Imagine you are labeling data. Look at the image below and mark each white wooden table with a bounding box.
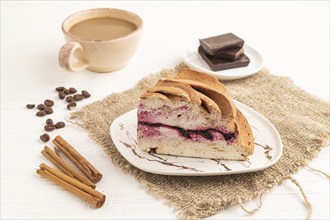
[1,1,329,219]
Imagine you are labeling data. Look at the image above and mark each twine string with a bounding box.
[305,165,330,179]
[238,193,263,215]
[287,176,312,220]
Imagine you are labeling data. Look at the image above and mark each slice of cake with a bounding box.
[137,68,254,160]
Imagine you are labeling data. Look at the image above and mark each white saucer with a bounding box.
[182,44,264,81]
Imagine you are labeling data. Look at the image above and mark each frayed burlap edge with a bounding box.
[70,63,330,219]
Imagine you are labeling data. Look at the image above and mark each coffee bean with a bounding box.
[55,121,65,129]
[69,87,77,94]
[63,88,70,95]
[81,90,91,98]
[59,91,66,99]
[65,96,75,103]
[44,99,54,107]
[46,118,53,125]
[44,107,53,114]
[26,104,35,109]
[36,110,46,117]
[56,86,65,92]
[67,102,77,110]
[37,104,46,110]
[40,133,50,142]
[44,124,55,131]
[73,94,84,101]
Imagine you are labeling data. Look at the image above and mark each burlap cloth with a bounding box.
[71,64,330,219]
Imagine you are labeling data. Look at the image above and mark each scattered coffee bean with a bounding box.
[65,96,75,103]
[36,110,47,117]
[44,107,53,114]
[37,104,46,110]
[40,133,50,142]
[63,88,70,95]
[69,87,77,94]
[46,118,53,125]
[55,121,65,129]
[26,104,35,109]
[67,102,77,110]
[44,124,55,131]
[59,91,66,99]
[56,86,65,92]
[44,99,54,107]
[73,94,84,101]
[81,90,91,98]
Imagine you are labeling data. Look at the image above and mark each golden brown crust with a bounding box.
[140,92,170,101]
[235,109,254,155]
[156,80,202,105]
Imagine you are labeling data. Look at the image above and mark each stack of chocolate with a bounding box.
[198,33,250,71]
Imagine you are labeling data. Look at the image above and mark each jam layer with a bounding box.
[138,121,236,142]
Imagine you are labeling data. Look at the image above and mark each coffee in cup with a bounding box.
[59,8,143,73]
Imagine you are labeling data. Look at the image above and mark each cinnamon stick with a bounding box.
[36,163,105,208]
[41,146,96,189]
[53,135,102,183]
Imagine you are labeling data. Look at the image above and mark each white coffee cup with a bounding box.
[59,8,143,73]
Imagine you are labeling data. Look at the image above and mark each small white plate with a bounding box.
[182,44,264,81]
[110,101,283,176]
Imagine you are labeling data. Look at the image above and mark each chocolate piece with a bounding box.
[199,33,244,55]
[199,46,244,61]
[198,46,250,71]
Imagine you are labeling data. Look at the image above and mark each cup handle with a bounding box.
[58,42,88,72]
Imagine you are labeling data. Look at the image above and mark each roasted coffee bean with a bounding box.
[44,107,53,114]
[63,88,70,95]
[37,104,46,110]
[56,86,65,92]
[69,87,77,94]
[55,121,65,129]
[73,94,84,101]
[65,96,75,103]
[81,90,91,98]
[40,133,50,142]
[44,124,55,131]
[59,91,66,99]
[44,99,54,107]
[36,110,46,117]
[46,118,53,125]
[26,104,35,109]
[67,102,77,110]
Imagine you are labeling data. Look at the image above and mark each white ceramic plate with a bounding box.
[110,101,282,176]
[182,44,264,81]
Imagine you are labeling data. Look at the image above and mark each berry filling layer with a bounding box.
[138,121,237,143]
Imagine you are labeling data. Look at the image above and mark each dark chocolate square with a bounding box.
[203,46,244,61]
[198,46,250,71]
[199,33,244,55]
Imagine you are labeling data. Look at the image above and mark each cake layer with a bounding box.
[138,99,231,131]
[137,123,244,160]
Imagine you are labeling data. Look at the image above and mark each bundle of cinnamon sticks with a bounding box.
[36,135,105,208]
